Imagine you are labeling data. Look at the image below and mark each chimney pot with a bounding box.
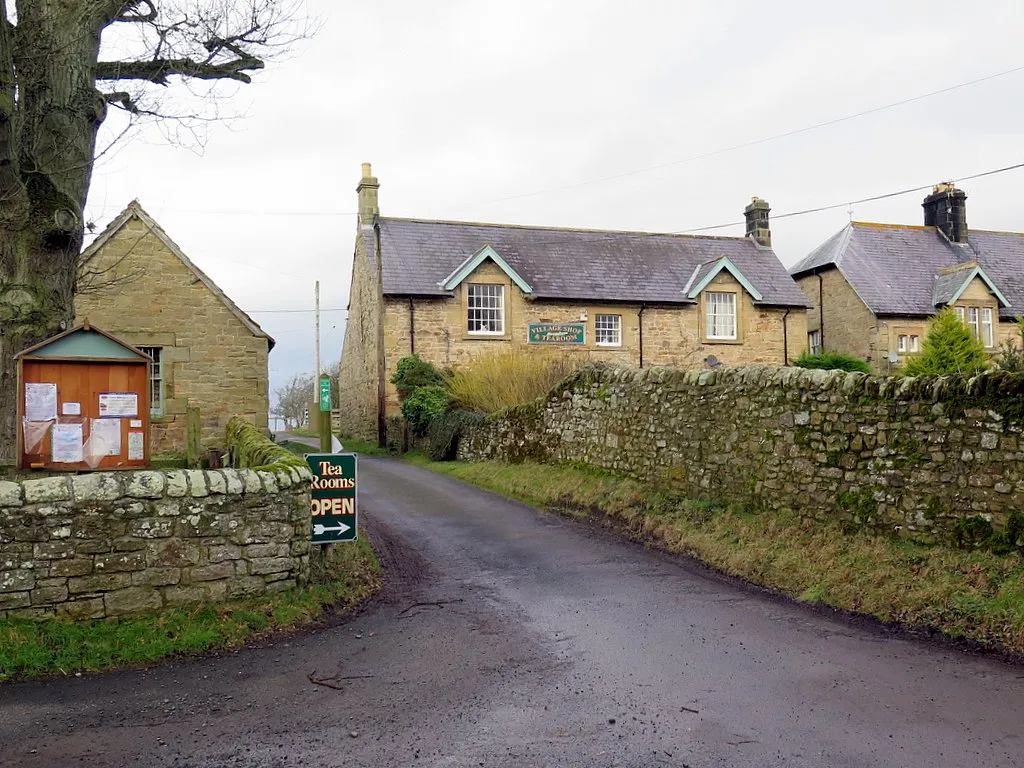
[744,196,771,248]
[361,162,372,179]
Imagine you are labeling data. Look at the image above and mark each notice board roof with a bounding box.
[16,323,150,362]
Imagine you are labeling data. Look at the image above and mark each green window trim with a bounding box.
[442,244,533,294]
[686,256,763,302]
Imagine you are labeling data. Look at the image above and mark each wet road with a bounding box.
[1,457,1022,767]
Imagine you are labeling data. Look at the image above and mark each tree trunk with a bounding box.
[0,1,105,464]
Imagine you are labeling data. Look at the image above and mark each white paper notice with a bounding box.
[52,423,84,463]
[128,432,145,461]
[89,419,121,457]
[98,392,138,418]
[129,419,143,428]
[62,402,81,416]
[25,383,58,421]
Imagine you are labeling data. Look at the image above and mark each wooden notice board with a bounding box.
[16,324,151,471]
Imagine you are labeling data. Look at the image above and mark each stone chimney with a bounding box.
[922,182,968,243]
[357,162,380,224]
[744,196,771,247]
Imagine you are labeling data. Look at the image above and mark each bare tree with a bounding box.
[275,373,313,429]
[0,1,309,464]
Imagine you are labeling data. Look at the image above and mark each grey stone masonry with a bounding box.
[458,365,1024,543]
[0,466,311,620]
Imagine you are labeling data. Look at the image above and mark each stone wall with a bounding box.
[458,365,1024,542]
[0,421,311,619]
[75,210,271,454]
[336,225,382,442]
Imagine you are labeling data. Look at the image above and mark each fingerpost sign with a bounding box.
[318,375,331,412]
[306,453,357,543]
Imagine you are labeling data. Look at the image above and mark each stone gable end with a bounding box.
[74,216,269,455]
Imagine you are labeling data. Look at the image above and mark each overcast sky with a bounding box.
[85,0,1024,403]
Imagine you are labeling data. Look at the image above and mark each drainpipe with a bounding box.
[817,272,825,350]
[782,308,790,365]
[408,298,415,355]
[638,305,645,368]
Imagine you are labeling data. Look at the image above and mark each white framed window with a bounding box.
[897,335,908,353]
[909,335,920,353]
[955,306,965,322]
[809,330,822,355]
[138,346,164,416]
[467,284,504,335]
[705,291,737,340]
[981,307,994,347]
[967,307,980,340]
[595,314,622,346]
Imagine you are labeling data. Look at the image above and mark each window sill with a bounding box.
[595,342,622,348]
[703,337,742,345]
[463,333,509,341]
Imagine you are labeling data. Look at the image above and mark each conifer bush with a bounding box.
[903,308,989,377]
[793,351,871,374]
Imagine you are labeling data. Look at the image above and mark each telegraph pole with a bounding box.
[314,280,321,389]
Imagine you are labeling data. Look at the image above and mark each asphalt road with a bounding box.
[2,457,1022,767]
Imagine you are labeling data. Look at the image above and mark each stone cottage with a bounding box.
[74,201,274,454]
[790,184,1023,373]
[338,164,809,441]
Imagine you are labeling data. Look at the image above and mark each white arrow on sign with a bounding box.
[313,522,351,536]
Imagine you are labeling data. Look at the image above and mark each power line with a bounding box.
[442,63,1024,212]
[249,308,347,314]
[456,159,1024,248]
[679,161,1024,234]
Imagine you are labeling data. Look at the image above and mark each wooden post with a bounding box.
[186,405,201,469]
[319,373,332,453]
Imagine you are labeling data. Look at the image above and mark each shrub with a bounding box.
[445,348,583,412]
[424,411,487,461]
[995,318,1024,372]
[401,385,450,436]
[793,351,871,374]
[904,308,989,377]
[390,354,444,401]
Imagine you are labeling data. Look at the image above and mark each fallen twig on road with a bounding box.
[308,672,346,690]
[397,598,465,617]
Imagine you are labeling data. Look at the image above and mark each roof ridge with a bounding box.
[81,201,275,349]
[851,221,931,231]
[380,216,751,243]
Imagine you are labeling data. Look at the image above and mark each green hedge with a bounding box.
[794,351,871,374]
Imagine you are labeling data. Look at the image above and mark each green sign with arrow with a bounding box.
[319,375,331,412]
[306,453,357,544]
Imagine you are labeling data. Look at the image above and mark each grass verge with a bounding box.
[0,538,381,682]
[335,435,394,456]
[405,452,1024,655]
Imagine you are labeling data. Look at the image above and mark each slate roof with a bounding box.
[789,222,1024,319]
[931,264,975,307]
[371,217,808,307]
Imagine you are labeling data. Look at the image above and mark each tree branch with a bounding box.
[113,1,157,23]
[96,55,264,85]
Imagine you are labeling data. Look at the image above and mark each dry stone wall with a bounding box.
[0,449,312,620]
[458,365,1024,541]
